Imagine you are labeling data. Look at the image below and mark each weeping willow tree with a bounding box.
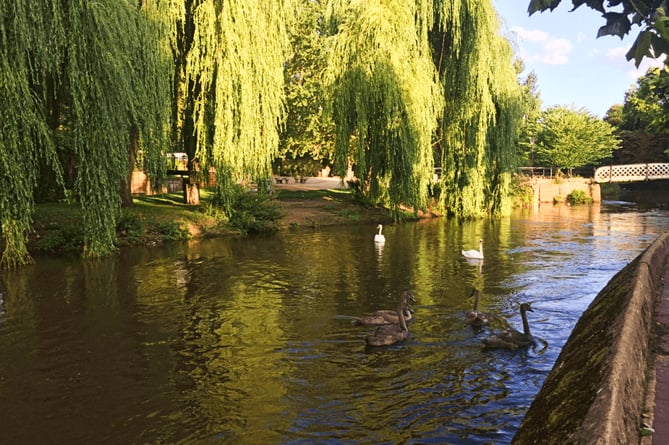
[431,0,522,218]
[69,1,171,257]
[0,0,171,267]
[0,2,58,268]
[175,0,292,208]
[324,0,443,217]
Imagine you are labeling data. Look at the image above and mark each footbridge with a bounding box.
[594,162,669,183]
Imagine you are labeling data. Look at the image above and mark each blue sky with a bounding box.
[492,1,665,118]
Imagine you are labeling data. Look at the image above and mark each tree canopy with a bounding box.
[432,0,523,218]
[0,0,529,267]
[324,0,443,216]
[621,66,669,133]
[517,65,543,167]
[534,105,620,174]
[179,0,292,205]
[280,0,334,165]
[612,66,669,163]
[0,0,171,267]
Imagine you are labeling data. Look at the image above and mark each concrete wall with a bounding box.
[513,232,669,444]
[526,177,601,203]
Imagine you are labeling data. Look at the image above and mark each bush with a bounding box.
[228,190,281,234]
[566,189,593,205]
[117,213,145,244]
[510,179,534,207]
[157,221,192,241]
[33,226,84,253]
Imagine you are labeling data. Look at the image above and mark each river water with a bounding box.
[1,201,668,444]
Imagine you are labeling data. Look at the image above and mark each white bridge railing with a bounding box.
[594,163,669,183]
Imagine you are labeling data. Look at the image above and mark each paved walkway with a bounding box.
[273,176,348,192]
[652,264,669,443]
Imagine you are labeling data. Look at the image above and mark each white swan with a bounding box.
[462,239,483,259]
[374,224,385,244]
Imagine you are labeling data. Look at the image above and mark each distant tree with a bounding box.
[517,64,543,167]
[280,0,334,167]
[527,0,669,67]
[603,104,623,128]
[534,106,620,175]
[616,67,669,162]
[622,67,669,133]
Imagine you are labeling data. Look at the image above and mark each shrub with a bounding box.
[33,226,84,253]
[566,189,593,205]
[228,191,281,234]
[510,179,534,207]
[117,213,145,243]
[157,221,192,241]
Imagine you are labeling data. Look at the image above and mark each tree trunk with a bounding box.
[121,127,138,207]
[184,174,200,205]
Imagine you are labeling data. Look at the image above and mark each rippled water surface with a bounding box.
[1,202,669,444]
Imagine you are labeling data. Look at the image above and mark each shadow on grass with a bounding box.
[134,193,189,206]
[274,188,352,201]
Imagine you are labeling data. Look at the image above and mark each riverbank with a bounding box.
[26,178,402,256]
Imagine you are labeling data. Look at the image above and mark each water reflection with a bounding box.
[0,202,668,444]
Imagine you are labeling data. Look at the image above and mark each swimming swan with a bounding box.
[365,298,410,347]
[374,224,386,244]
[353,290,416,326]
[464,288,489,327]
[462,239,484,260]
[481,302,534,349]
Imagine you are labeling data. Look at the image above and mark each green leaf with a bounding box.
[626,30,653,67]
[528,0,562,15]
[596,12,631,39]
[571,1,605,13]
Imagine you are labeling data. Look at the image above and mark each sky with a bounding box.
[492,1,666,118]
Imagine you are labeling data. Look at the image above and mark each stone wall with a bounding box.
[526,177,601,203]
[513,232,669,444]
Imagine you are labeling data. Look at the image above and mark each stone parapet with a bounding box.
[513,232,669,444]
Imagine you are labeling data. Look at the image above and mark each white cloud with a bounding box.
[510,26,571,65]
[606,46,628,59]
[606,46,666,80]
[511,26,549,43]
[539,38,571,64]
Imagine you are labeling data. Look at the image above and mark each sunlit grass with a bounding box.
[274,188,353,200]
[30,189,224,253]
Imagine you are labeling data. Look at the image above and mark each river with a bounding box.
[1,201,668,444]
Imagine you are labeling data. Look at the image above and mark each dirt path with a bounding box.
[272,177,392,228]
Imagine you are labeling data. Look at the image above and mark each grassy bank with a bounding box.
[29,190,226,255]
[27,187,396,257]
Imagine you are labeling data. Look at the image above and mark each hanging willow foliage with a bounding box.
[0,1,63,267]
[324,0,443,217]
[0,0,171,267]
[65,0,171,258]
[184,0,292,204]
[432,0,522,218]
